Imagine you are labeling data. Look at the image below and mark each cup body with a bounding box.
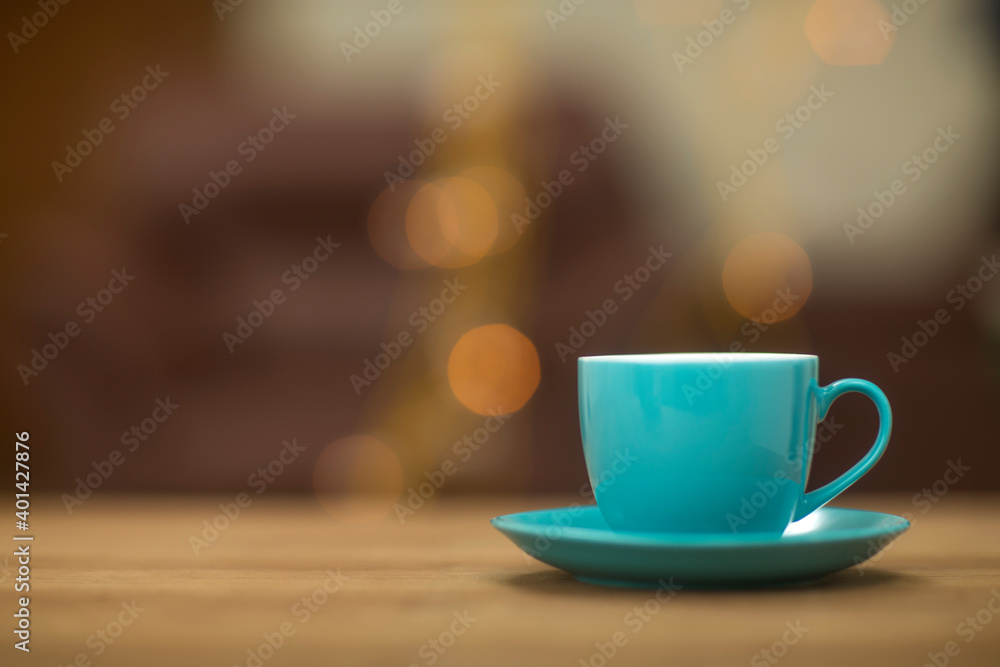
[579,353,818,534]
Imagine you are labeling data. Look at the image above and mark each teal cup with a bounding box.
[578,353,891,534]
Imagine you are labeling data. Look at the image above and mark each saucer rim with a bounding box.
[490,505,910,548]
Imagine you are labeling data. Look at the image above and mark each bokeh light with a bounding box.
[722,233,813,323]
[313,435,404,524]
[406,177,499,268]
[457,166,527,256]
[805,0,894,66]
[439,177,499,258]
[447,324,540,415]
[368,181,431,270]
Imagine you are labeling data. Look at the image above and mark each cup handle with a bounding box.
[792,378,892,522]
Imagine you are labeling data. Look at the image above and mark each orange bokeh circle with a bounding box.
[406,177,498,268]
[447,324,540,415]
[722,232,813,323]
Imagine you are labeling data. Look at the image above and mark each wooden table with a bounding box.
[7,494,1000,666]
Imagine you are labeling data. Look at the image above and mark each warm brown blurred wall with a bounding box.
[1,0,999,503]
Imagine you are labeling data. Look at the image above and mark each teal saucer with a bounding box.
[490,505,909,588]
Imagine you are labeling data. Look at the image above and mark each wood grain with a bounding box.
[3,493,999,666]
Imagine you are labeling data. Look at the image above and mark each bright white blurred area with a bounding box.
[228,0,1000,297]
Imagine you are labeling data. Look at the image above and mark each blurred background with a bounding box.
[2,0,999,522]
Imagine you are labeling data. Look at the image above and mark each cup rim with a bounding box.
[578,352,817,364]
